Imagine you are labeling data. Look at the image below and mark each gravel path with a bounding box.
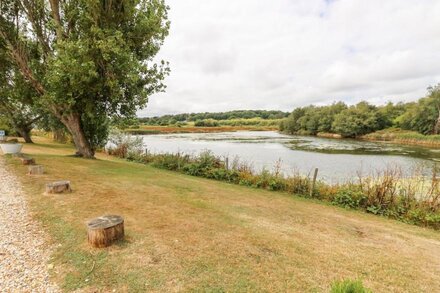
[0,157,60,292]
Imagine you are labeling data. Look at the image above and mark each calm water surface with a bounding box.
[140,131,439,182]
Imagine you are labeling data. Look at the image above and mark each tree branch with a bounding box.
[18,0,52,55]
[48,0,65,39]
[26,115,43,126]
[0,35,45,95]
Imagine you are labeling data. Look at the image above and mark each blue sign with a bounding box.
[0,130,4,136]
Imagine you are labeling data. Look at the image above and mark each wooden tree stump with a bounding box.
[20,157,35,165]
[46,180,71,193]
[28,165,44,175]
[87,215,125,248]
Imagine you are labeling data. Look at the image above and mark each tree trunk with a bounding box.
[16,127,34,143]
[46,180,71,193]
[52,128,68,143]
[60,113,95,158]
[434,108,440,135]
[87,215,125,248]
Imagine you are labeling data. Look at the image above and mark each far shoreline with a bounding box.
[125,125,440,149]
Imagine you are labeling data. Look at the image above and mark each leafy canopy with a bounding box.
[0,0,170,155]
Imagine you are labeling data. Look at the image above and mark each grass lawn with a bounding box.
[5,137,440,292]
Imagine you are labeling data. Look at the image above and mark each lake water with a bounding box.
[140,131,439,182]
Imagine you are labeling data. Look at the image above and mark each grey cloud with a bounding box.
[139,0,440,117]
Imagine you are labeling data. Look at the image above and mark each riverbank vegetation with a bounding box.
[362,128,440,147]
[281,84,440,142]
[7,137,440,292]
[126,110,286,133]
[107,132,440,230]
[138,110,288,126]
[124,124,278,135]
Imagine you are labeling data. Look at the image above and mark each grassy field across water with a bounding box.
[5,137,440,292]
[124,125,278,135]
[362,128,440,147]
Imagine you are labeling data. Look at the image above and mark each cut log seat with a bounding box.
[28,165,44,175]
[46,180,71,194]
[87,215,125,248]
[20,157,35,165]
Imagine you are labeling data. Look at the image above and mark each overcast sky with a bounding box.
[139,0,440,117]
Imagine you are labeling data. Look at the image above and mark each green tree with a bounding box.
[395,85,440,134]
[378,101,407,128]
[0,38,41,143]
[282,107,307,134]
[0,0,169,157]
[332,102,385,137]
[0,97,41,143]
[281,102,347,135]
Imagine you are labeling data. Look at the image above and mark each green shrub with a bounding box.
[330,279,372,293]
[254,169,272,189]
[182,163,208,176]
[407,209,440,229]
[194,119,220,127]
[425,212,440,229]
[332,189,367,209]
[206,168,240,183]
[286,175,310,195]
[107,128,144,158]
[152,154,189,171]
[0,120,13,136]
[268,177,286,191]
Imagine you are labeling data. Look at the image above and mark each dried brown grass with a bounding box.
[5,136,440,292]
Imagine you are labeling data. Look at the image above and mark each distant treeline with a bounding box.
[281,84,440,138]
[139,110,289,125]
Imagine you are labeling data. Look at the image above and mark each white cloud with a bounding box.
[140,0,440,116]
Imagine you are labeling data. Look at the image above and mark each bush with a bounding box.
[153,154,184,171]
[285,174,311,195]
[182,163,207,176]
[206,168,240,183]
[268,177,286,191]
[0,120,13,136]
[254,169,272,189]
[106,128,143,158]
[407,209,440,229]
[194,119,220,127]
[330,279,372,293]
[332,189,367,209]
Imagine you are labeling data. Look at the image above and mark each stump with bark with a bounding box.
[20,157,35,165]
[28,165,44,175]
[87,215,125,248]
[46,180,71,193]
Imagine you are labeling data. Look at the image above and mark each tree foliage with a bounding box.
[282,86,440,138]
[332,102,387,138]
[139,110,289,125]
[0,36,41,142]
[0,0,170,157]
[397,85,440,135]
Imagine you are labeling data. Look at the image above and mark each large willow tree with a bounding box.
[0,0,169,157]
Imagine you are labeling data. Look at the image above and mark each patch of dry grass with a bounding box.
[5,136,440,292]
